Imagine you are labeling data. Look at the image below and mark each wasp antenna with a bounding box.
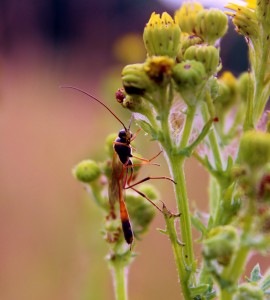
[128,113,134,130]
[61,85,127,130]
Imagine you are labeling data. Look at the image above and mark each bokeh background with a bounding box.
[0,0,256,300]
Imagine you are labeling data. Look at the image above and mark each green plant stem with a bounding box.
[169,156,195,275]
[201,102,225,227]
[179,105,196,149]
[157,97,196,297]
[209,175,220,219]
[172,105,196,272]
[219,200,254,299]
[163,207,190,299]
[243,72,255,131]
[110,260,128,300]
[253,35,269,124]
[220,289,233,300]
[201,103,223,171]
[165,106,196,288]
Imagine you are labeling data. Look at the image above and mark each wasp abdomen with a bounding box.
[122,219,133,244]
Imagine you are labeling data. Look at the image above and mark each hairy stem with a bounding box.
[110,260,128,300]
[163,207,190,299]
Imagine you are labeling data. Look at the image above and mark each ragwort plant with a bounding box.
[73,1,270,299]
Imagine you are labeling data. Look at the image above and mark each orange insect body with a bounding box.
[62,86,175,245]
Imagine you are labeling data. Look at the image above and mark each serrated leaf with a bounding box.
[226,155,234,172]
[208,215,214,229]
[261,273,270,292]
[250,264,262,282]
[191,215,207,236]
[190,284,210,298]
[157,228,168,235]
[136,119,158,141]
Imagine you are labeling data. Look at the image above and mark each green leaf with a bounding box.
[190,284,210,298]
[177,118,214,157]
[250,264,262,282]
[226,155,234,172]
[135,119,159,140]
[260,273,270,292]
[191,214,208,238]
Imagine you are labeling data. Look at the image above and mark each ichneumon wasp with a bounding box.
[62,86,175,245]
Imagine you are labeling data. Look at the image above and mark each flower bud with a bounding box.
[194,9,228,45]
[125,184,159,237]
[233,283,264,300]
[144,56,174,85]
[122,63,154,96]
[203,225,238,265]
[115,88,126,103]
[209,77,219,100]
[105,133,117,158]
[121,95,153,120]
[238,72,250,103]
[184,45,220,77]
[238,131,270,170]
[73,160,101,183]
[215,72,237,111]
[174,2,204,34]
[179,33,203,58]
[172,60,206,105]
[143,12,181,59]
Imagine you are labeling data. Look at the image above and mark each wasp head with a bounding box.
[118,129,133,143]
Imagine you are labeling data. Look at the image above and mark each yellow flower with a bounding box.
[174,2,204,34]
[247,0,256,9]
[225,1,259,38]
[226,0,270,27]
[143,12,181,58]
[227,0,256,11]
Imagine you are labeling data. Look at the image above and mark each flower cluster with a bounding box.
[73,1,270,299]
[113,1,270,299]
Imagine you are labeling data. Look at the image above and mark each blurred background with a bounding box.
[0,0,253,300]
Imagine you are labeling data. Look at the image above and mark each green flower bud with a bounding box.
[174,2,204,34]
[121,95,143,111]
[238,131,270,170]
[203,225,238,265]
[215,72,238,111]
[105,133,117,158]
[184,45,220,76]
[233,283,264,300]
[238,72,250,103]
[179,33,203,59]
[172,60,206,105]
[209,77,219,101]
[143,12,181,59]
[144,56,175,85]
[125,183,159,237]
[194,9,228,45]
[73,160,101,183]
[122,63,154,96]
